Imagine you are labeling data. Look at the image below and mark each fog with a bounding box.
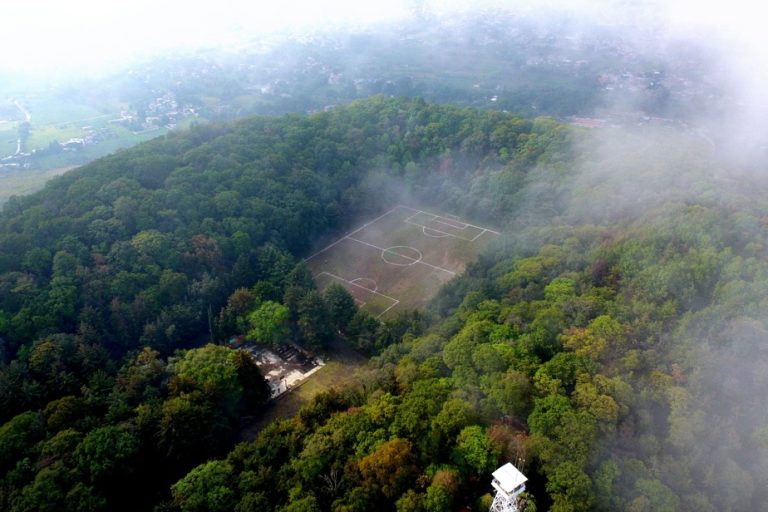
[6,1,768,509]
[5,0,762,74]
[1,0,411,76]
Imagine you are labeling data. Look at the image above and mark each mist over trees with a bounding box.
[1,4,768,508]
[1,90,767,510]
[0,97,570,510]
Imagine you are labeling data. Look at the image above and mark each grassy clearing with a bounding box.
[30,126,168,170]
[2,119,203,204]
[26,98,103,126]
[0,166,76,203]
[0,129,16,150]
[27,125,83,149]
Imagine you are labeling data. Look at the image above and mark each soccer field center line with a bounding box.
[304,206,405,262]
[346,236,457,276]
[396,204,501,235]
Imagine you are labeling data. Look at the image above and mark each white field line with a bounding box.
[304,206,404,262]
[404,218,478,241]
[316,271,399,302]
[347,236,456,275]
[316,271,399,319]
[377,300,401,318]
[346,237,420,262]
[396,204,501,235]
[431,217,469,230]
[403,211,478,240]
[422,226,450,238]
[470,229,489,242]
[350,277,379,292]
[403,211,435,224]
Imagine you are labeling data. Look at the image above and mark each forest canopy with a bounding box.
[1,96,767,511]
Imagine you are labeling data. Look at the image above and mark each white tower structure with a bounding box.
[490,462,528,512]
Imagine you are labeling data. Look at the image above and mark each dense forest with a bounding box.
[2,97,768,511]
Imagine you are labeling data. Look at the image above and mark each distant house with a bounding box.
[62,138,85,150]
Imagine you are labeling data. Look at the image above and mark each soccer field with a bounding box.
[305,205,500,318]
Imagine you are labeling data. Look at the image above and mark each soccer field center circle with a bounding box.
[381,245,423,266]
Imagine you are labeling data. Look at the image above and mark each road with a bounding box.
[12,99,30,156]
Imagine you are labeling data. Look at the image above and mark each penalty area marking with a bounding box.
[432,217,469,230]
[398,204,501,235]
[405,217,486,242]
[315,271,400,319]
[422,226,449,238]
[402,209,496,242]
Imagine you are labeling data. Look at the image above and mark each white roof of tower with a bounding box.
[492,463,527,493]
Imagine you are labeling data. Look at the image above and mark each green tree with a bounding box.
[74,426,139,483]
[346,310,380,353]
[297,290,333,349]
[545,461,594,512]
[396,490,424,512]
[157,392,229,463]
[285,263,317,291]
[233,350,271,407]
[171,460,237,512]
[170,344,243,411]
[281,495,321,512]
[0,411,45,471]
[452,425,500,476]
[424,485,452,512]
[323,283,357,334]
[246,301,291,347]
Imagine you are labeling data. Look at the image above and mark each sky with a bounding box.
[1,0,766,76]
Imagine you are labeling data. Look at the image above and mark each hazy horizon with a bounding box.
[3,0,765,77]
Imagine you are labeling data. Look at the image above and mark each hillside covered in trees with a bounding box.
[2,97,768,511]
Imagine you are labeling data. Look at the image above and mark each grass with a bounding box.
[24,98,103,126]
[1,117,206,205]
[0,128,169,205]
[27,124,83,149]
[0,166,75,203]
